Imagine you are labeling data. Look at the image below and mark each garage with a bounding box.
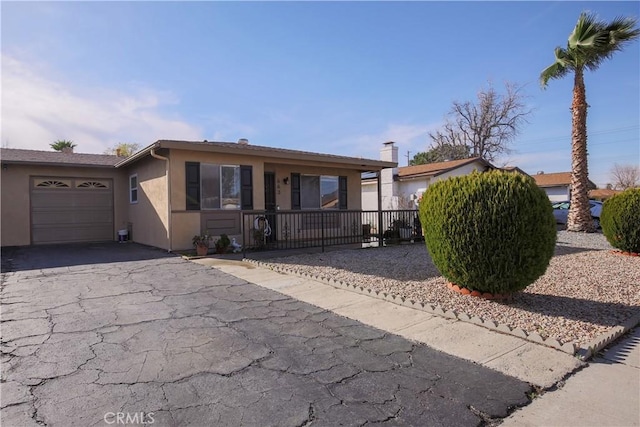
[31,177,114,244]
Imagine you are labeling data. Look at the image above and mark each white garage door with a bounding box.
[31,177,114,244]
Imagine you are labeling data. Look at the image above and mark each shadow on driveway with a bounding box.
[1,242,174,272]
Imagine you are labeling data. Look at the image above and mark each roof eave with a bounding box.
[117,140,396,171]
[537,183,570,188]
[114,142,158,168]
[397,157,492,179]
[2,160,118,168]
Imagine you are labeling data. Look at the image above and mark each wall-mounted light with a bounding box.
[283,177,289,185]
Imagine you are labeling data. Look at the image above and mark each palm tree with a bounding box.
[540,12,639,232]
[50,140,77,152]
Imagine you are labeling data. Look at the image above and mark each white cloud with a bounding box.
[333,122,442,162]
[1,55,203,153]
[202,114,257,143]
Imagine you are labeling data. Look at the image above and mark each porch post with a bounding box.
[377,171,383,248]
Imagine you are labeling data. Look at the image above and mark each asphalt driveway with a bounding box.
[1,243,531,426]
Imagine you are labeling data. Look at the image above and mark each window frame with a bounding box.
[200,163,242,210]
[129,174,138,204]
[299,174,340,210]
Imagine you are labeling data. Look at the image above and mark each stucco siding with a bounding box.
[545,186,570,202]
[125,156,169,250]
[169,150,364,212]
[170,149,266,211]
[396,179,429,208]
[362,159,491,213]
[262,163,362,211]
[171,212,201,250]
[361,181,378,211]
[165,149,366,249]
[0,164,127,247]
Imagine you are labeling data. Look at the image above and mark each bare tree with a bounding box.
[396,193,417,210]
[410,144,470,165]
[429,82,531,161]
[610,163,640,190]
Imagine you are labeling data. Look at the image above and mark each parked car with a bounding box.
[552,200,603,229]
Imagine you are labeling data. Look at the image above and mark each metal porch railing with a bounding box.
[242,210,422,252]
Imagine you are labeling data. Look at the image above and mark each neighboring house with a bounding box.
[362,142,496,211]
[500,166,530,176]
[532,171,596,202]
[1,140,395,250]
[588,188,622,201]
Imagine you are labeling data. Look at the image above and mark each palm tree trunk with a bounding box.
[567,68,594,232]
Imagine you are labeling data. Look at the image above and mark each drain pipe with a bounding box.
[150,148,172,252]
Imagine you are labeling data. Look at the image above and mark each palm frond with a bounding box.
[569,12,600,49]
[605,16,640,42]
[567,12,640,72]
[539,47,572,88]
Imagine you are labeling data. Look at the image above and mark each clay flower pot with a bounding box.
[195,244,209,256]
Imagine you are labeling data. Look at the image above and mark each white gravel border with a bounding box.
[246,232,640,358]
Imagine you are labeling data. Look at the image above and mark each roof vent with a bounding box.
[238,138,249,145]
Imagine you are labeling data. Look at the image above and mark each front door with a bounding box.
[264,172,277,244]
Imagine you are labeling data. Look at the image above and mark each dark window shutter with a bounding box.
[339,176,348,210]
[185,162,200,210]
[291,173,301,210]
[240,165,253,210]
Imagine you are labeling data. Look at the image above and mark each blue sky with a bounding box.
[2,1,638,187]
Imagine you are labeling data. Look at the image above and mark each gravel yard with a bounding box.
[256,231,640,347]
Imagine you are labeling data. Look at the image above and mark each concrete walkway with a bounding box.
[196,258,640,426]
[503,328,640,427]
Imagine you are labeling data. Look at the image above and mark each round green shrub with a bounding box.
[600,188,640,253]
[418,170,557,294]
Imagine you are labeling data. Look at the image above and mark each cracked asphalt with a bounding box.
[1,243,532,426]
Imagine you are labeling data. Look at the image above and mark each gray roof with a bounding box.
[1,148,120,168]
[116,140,397,171]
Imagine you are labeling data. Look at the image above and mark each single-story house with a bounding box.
[531,171,596,202]
[588,188,622,201]
[1,140,395,250]
[361,142,496,211]
[500,166,529,176]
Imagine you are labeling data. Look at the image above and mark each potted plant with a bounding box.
[192,233,211,256]
[383,228,401,245]
[214,234,231,254]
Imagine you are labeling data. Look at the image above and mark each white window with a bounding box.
[201,164,241,209]
[129,174,138,204]
[301,175,339,209]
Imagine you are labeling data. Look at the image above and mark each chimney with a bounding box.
[238,138,249,145]
[380,141,398,210]
[61,147,74,154]
[380,141,398,163]
[116,148,122,157]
